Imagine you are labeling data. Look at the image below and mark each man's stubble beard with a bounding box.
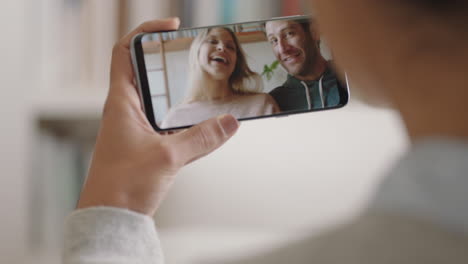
[297,43,319,78]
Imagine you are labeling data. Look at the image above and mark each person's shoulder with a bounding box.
[161,102,199,127]
[164,103,188,118]
[269,85,287,96]
[228,94,278,114]
[211,210,468,264]
[167,101,208,114]
[269,76,299,96]
[309,210,468,263]
[242,93,276,105]
[261,93,278,106]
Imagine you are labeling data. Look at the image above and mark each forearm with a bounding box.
[63,207,164,264]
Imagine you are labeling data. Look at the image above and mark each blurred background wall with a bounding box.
[0,0,408,263]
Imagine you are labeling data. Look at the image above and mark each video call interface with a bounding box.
[141,17,344,129]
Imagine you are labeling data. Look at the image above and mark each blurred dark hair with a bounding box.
[403,0,468,15]
[411,0,467,9]
[262,19,312,38]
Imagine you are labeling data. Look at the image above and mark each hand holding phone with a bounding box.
[131,15,349,131]
[77,18,239,216]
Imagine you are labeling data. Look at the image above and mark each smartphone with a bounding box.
[131,15,349,131]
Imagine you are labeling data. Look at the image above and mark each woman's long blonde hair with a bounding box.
[185,27,263,102]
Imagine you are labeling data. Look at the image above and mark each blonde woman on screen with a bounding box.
[161,27,279,129]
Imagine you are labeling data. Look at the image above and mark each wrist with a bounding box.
[76,168,161,216]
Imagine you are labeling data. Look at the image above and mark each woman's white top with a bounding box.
[161,93,279,129]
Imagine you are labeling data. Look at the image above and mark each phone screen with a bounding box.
[133,16,349,130]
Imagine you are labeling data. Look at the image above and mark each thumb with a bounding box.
[170,114,239,165]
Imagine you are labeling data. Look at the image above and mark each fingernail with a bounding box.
[167,17,180,28]
[218,115,239,136]
[165,17,179,22]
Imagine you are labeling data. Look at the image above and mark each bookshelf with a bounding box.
[143,31,267,54]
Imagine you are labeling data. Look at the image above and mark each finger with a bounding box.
[109,18,180,97]
[119,17,181,49]
[169,115,239,165]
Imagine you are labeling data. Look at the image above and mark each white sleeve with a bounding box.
[63,207,164,264]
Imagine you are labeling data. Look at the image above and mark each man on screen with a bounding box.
[265,19,341,112]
